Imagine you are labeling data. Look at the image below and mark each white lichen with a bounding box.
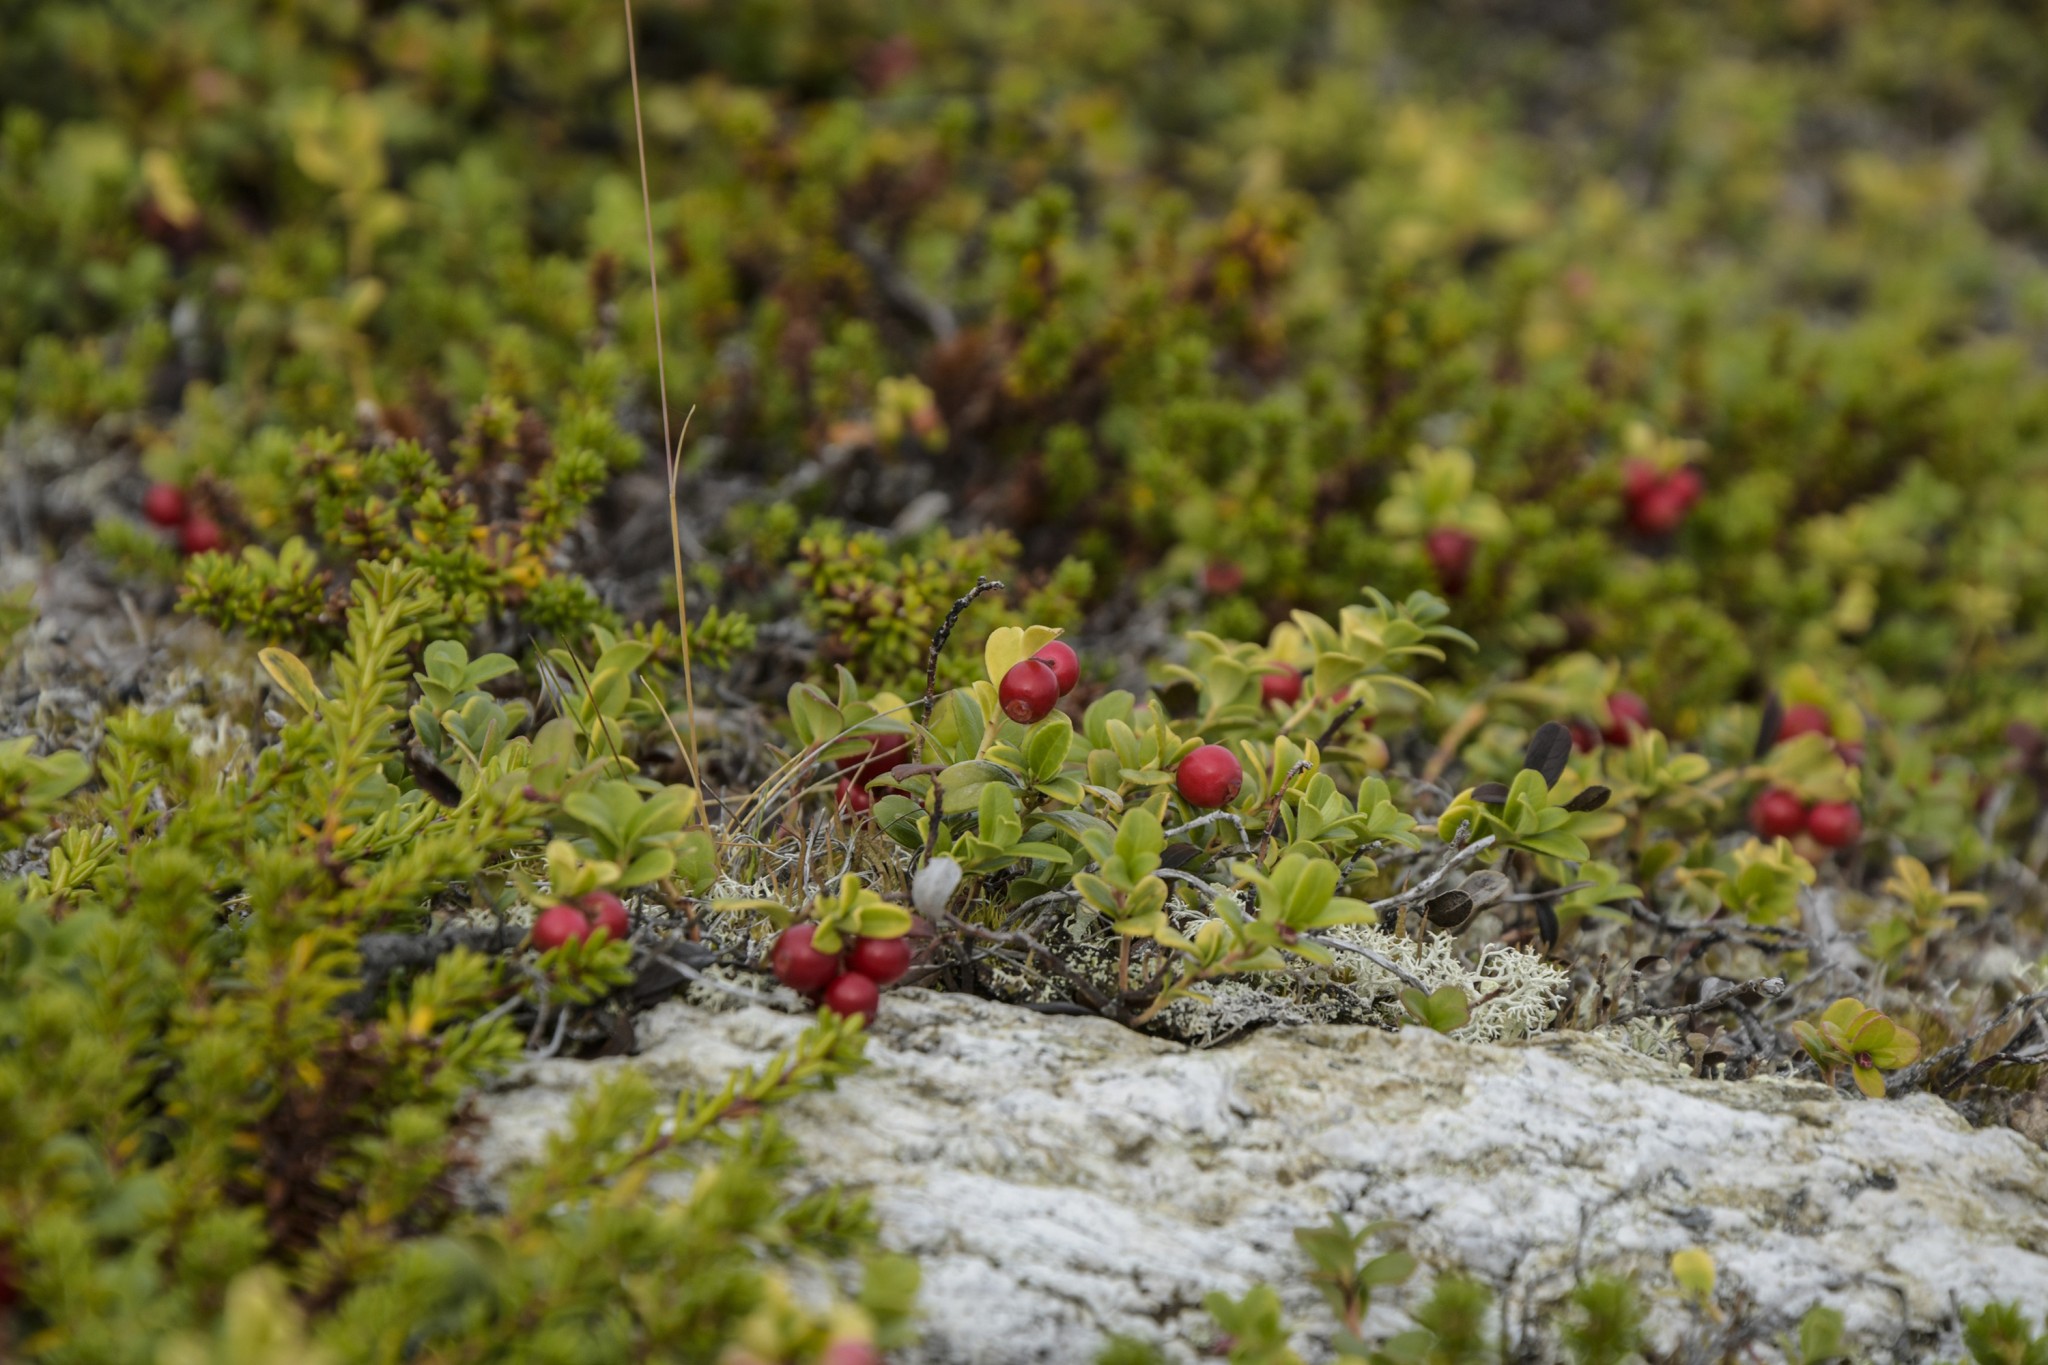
[1321,924,1571,1043]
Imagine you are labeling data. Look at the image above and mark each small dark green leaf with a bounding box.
[403,741,462,807]
[1523,720,1573,788]
[1423,890,1473,931]
[1471,782,1511,804]
[1755,692,1784,759]
[1564,785,1612,813]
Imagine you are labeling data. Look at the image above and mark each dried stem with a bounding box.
[1609,976,1786,1024]
[622,0,704,807]
[920,576,1005,724]
[1889,989,2048,1095]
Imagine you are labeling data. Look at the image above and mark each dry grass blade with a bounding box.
[622,0,704,812]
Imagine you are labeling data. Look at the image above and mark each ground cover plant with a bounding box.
[5,0,2048,1360]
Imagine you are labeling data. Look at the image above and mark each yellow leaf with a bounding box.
[260,646,326,715]
[983,625,1062,688]
[984,626,1026,688]
[1670,1247,1715,1302]
[141,149,199,229]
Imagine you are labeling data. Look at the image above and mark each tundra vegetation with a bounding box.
[4,0,2048,1360]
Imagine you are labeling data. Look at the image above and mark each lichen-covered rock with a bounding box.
[471,991,2048,1363]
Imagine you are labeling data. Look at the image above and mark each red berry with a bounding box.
[579,890,630,941]
[1621,458,1662,502]
[847,935,912,987]
[1601,692,1651,745]
[1176,743,1244,809]
[822,971,881,1023]
[1749,788,1808,840]
[1260,667,1303,707]
[180,515,225,555]
[835,776,874,813]
[837,733,913,785]
[771,924,843,993]
[998,657,1060,724]
[1778,704,1833,743]
[1666,466,1705,509]
[1628,483,1690,536]
[531,904,593,952]
[142,482,189,527]
[1034,640,1081,696]
[1568,719,1601,753]
[1201,560,1245,595]
[1807,802,1862,849]
[820,1341,884,1365]
[1423,528,1477,596]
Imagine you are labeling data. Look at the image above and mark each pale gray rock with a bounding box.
[471,990,2048,1363]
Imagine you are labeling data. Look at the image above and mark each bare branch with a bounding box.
[1609,976,1786,1024]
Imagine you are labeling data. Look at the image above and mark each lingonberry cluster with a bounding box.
[1622,460,1705,536]
[141,481,225,555]
[998,639,1082,723]
[1750,788,1863,848]
[528,889,632,950]
[770,922,912,1022]
[1750,704,1863,849]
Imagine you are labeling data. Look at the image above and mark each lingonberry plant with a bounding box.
[9,0,2048,1359]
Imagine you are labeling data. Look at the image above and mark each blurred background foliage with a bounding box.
[4,0,2048,830]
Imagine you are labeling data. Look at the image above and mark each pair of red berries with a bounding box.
[771,923,911,1022]
[998,639,1081,724]
[1423,527,1479,596]
[1750,789,1862,848]
[529,889,632,951]
[1570,691,1652,752]
[835,732,915,813]
[1622,461,1704,536]
[142,482,225,555]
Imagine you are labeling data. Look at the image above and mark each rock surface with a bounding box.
[472,991,2048,1362]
